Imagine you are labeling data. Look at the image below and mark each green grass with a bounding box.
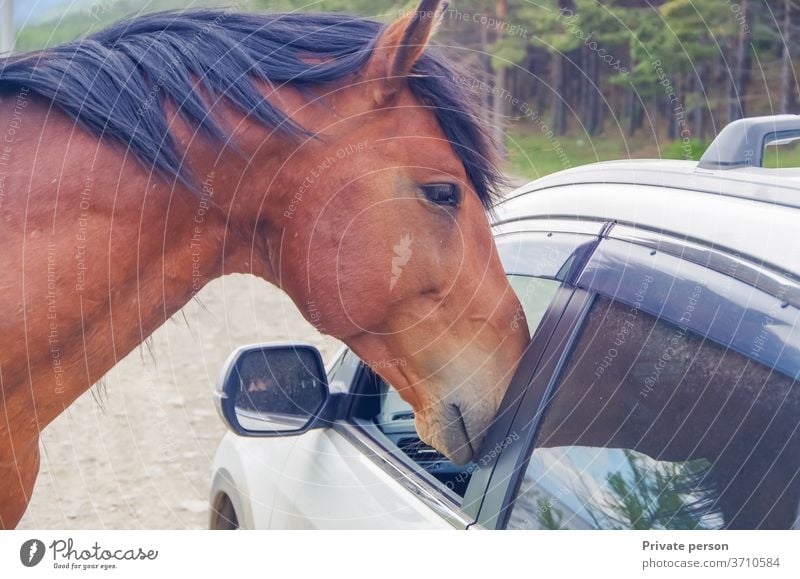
[505,128,800,180]
[763,141,800,169]
[504,129,710,180]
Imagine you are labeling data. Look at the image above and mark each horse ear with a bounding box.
[366,0,447,105]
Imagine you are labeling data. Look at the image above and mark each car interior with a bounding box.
[347,364,476,498]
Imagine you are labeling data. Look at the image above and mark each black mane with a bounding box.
[0,9,502,208]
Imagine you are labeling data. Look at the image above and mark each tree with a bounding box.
[256,0,399,16]
[583,451,721,530]
[509,0,577,135]
[623,0,739,141]
[492,0,510,154]
[778,0,798,113]
[728,0,752,122]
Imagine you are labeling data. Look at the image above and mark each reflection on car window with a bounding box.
[507,275,562,336]
[509,295,800,530]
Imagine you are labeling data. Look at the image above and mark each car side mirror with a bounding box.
[215,343,336,437]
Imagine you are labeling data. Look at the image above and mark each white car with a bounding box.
[209,115,800,530]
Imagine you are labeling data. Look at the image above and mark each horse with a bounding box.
[0,1,530,528]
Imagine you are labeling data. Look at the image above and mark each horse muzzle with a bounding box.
[416,390,503,466]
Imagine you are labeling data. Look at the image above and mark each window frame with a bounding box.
[468,287,594,528]
[475,225,800,529]
[461,221,609,523]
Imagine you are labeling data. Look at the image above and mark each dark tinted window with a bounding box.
[509,295,800,529]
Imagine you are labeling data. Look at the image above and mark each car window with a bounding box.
[496,230,594,281]
[508,275,562,336]
[326,347,347,379]
[508,294,800,530]
[353,228,595,503]
[497,229,595,336]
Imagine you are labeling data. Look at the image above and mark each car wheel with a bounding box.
[210,493,239,530]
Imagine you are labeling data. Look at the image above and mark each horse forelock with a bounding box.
[0,9,503,210]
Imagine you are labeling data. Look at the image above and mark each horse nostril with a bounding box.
[449,402,476,459]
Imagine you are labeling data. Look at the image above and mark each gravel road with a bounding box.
[18,274,341,529]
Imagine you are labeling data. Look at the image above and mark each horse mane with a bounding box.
[0,9,503,208]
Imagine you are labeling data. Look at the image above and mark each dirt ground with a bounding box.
[17,274,341,529]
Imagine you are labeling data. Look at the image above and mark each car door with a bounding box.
[475,226,800,529]
[267,348,468,529]
[268,219,605,529]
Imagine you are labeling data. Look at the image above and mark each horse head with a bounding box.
[247,0,530,464]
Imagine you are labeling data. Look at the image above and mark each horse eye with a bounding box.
[420,183,461,207]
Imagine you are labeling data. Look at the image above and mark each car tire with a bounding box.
[210,492,239,530]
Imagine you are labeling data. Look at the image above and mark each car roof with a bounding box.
[505,159,800,207]
[493,159,800,277]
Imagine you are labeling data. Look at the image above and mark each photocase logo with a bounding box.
[20,539,46,567]
[390,234,412,290]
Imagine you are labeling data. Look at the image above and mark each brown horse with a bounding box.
[0,1,529,527]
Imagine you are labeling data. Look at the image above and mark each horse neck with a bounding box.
[0,104,243,428]
[0,86,303,432]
